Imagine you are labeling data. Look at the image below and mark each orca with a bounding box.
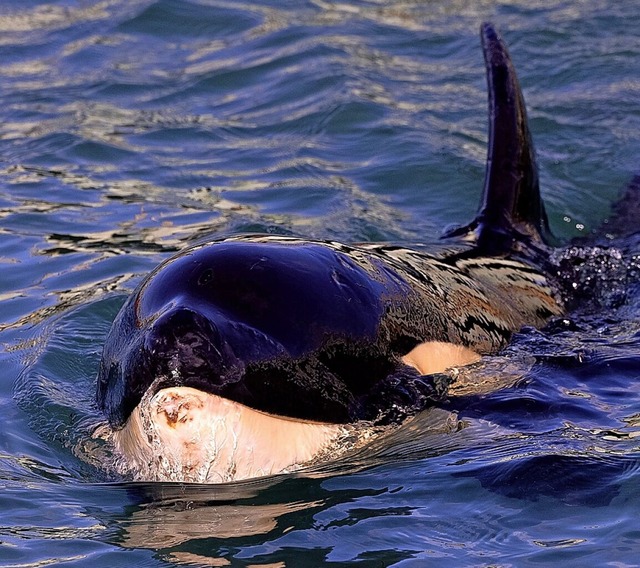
[96,23,617,482]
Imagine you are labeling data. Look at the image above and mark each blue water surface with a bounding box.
[1,1,640,566]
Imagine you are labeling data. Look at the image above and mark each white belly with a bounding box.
[112,386,348,483]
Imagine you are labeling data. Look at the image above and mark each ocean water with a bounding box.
[1,1,640,566]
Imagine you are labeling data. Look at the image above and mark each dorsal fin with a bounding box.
[478,22,551,247]
[444,23,552,254]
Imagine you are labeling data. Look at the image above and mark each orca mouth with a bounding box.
[99,306,464,432]
[98,301,476,435]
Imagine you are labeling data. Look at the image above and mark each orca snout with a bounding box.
[150,306,220,350]
[145,306,236,381]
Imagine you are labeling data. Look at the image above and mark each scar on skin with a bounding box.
[156,391,203,428]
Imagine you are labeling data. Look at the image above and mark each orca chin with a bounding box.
[112,386,352,483]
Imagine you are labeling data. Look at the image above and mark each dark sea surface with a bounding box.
[1,1,640,566]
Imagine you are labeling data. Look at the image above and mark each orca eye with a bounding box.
[198,268,214,286]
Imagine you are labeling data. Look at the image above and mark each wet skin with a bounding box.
[97,23,574,481]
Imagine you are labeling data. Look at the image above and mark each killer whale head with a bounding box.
[97,240,415,429]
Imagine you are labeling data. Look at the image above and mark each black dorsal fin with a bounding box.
[444,23,552,254]
[478,22,551,247]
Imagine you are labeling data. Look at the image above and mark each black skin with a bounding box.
[97,239,449,428]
